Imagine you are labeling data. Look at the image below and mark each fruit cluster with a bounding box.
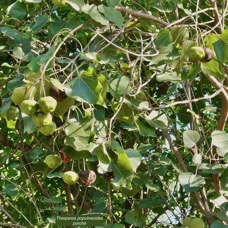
[45,154,97,186]
[21,96,57,135]
[10,83,70,136]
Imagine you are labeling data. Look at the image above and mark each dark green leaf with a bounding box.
[125,208,146,227]
[7,1,26,20]
[32,14,49,33]
[65,75,105,106]
[139,194,166,208]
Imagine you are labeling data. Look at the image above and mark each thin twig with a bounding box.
[115,5,169,27]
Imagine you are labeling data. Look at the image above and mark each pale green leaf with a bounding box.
[212,131,228,149]
[125,149,142,172]
[13,47,25,60]
[98,5,124,28]
[82,4,109,26]
[179,172,205,193]
[109,76,132,97]
[183,130,200,148]
[66,0,84,11]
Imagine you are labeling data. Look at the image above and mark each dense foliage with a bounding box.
[0,0,228,227]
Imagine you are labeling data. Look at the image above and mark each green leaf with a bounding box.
[125,209,146,227]
[13,47,25,60]
[67,0,85,11]
[65,75,105,106]
[125,149,142,172]
[201,60,225,78]
[182,217,205,228]
[107,0,120,6]
[82,4,109,26]
[32,14,49,33]
[65,136,97,152]
[214,39,228,64]
[98,5,124,28]
[139,194,166,208]
[211,220,228,228]
[42,196,63,203]
[111,102,135,124]
[145,110,168,129]
[62,146,91,160]
[0,26,31,53]
[110,141,135,189]
[109,76,131,97]
[212,131,228,149]
[156,71,181,82]
[179,172,205,193]
[65,118,94,138]
[183,130,200,148]
[7,1,26,20]
[3,183,18,197]
[55,97,75,117]
[93,145,111,164]
[135,118,156,137]
[155,28,173,48]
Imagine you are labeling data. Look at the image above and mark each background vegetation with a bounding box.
[0,0,228,227]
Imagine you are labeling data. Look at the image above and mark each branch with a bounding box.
[162,130,188,172]
[204,74,228,131]
[64,183,73,215]
[203,74,227,193]
[115,5,169,27]
[209,0,223,33]
[162,130,215,225]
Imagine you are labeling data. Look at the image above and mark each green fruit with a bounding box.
[11,86,27,106]
[62,171,79,185]
[32,112,52,127]
[44,154,62,169]
[38,121,56,136]
[20,100,38,115]
[38,96,57,113]
[187,46,205,62]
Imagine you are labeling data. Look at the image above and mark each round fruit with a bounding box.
[187,46,205,62]
[11,86,27,106]
[49,86,67,101]
[38,96,57,113]
[62,171,79,185]
[78,170,97,186]
[20,100,38,115]
[44,154,62,169]
[38,121,56,136]
[32,112,52,127]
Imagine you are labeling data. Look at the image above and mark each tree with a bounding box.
[0,0,227,227]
